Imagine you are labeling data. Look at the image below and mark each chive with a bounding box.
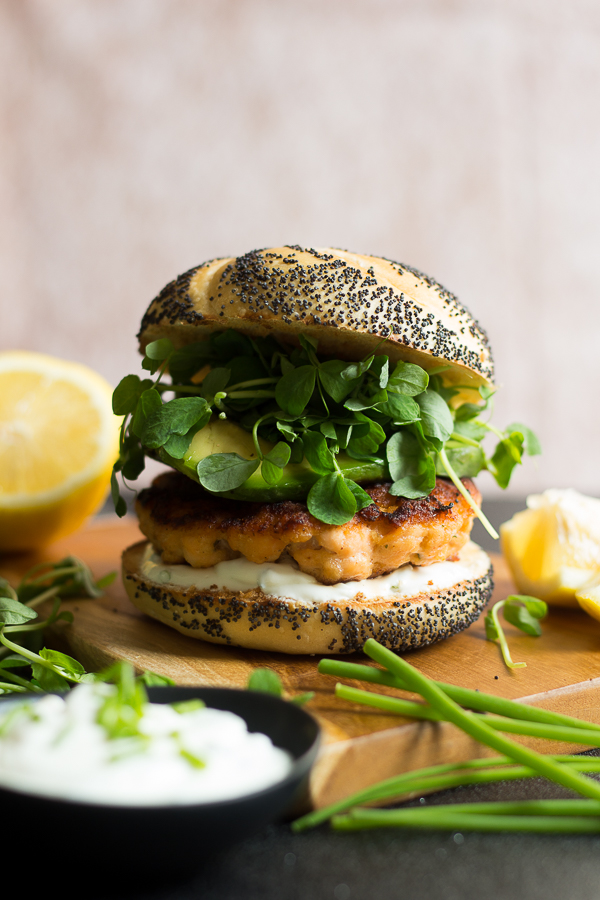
[363,639,600,801]
[335,684,600,747]
[318,659,600,733]
[332,810,600,834]
[291,755,600,833]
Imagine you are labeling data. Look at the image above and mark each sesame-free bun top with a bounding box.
[138,246,494,390]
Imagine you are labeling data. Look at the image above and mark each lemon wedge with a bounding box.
[0,351,120,551]
[500,489,600,606]
[575,573,600,623]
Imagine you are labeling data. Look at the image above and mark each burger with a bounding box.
[113,246,538,654]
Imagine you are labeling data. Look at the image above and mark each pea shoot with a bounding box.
[112,330,540,537]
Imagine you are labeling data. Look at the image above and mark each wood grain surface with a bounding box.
[3,516,600,810]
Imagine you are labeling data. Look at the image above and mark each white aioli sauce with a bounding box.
[0,684,292,806]
[140,545,477,605]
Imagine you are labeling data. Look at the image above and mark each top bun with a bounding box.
[138,246,494,390]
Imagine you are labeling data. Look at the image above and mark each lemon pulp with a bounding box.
[500,489,600,606]
[0,352,120,550]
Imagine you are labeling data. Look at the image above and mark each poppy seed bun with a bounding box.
[138,246,494,391]
[122,539,493,655]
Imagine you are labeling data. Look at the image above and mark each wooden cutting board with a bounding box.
[3,516,600,810]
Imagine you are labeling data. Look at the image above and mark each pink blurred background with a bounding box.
[1,0,599,497]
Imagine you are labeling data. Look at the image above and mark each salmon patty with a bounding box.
[136,472,481,585]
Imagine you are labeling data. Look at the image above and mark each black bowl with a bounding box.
[0,686,320,880]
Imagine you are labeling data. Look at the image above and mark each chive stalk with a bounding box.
[362,640,600,801]
[318,659,600,733]
[332,810,600,834]
[335,684,600,747]
[291,755,600,833]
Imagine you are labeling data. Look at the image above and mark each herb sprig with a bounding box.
[112,330,540,535]
[484,595,548,669]
[0,558,120,694]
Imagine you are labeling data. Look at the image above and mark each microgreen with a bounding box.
[0,557,116,693]
[485,595,548,669]
[111,328,540,532]
[247,668,313,706]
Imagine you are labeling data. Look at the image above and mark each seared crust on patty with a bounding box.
[136,473,481,584]
[122,539,493,655]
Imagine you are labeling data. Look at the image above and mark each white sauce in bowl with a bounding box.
[140,544,481,606]
[0,684,292,806]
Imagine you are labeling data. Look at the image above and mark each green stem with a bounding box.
[438,447,499,539]
[449,432,481,448]
[227,377,279,391]
[226,390,277,399]
[363,639,600,801]
[292,755,600,832]
[335,684,600,746]
[20,566,80,589]
[332,809,600,834]
[318,659,600,733]
[0,632,79,683]
[491,600,525,669]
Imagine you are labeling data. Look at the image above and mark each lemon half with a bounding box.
[500,489,600,606]
[0,351,120,551]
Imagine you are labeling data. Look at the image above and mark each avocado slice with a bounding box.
[156,418,388,501]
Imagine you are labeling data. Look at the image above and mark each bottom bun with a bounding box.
[122,540,493,655]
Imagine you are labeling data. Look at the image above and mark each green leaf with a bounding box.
[341,357,373,381]
[290,692,315,706]
[265,441,292,469]
[453,420,488,442]
[197,453,260,492]
[344,479,374,511]
[111,470,127,518]
[112,375,153,416]
[504,595,548,636]
[376,393,421,424]
[415,390,454,443]
[490,432,524,489]
[301,431,336,475]
[320,421,338,441]
[507,423,542,457]
[142,397,210,449]
[131,388,163,438]
[163,414,210,459]
[200,368,231,404]
[276,366,316,416]
[434,446,486,478]
[247,668,284,696]
[31,664,71,693]
[0,596,37,626]
[511,595,547,619]
[454,402,485,422]
[388,361,429,396]
[141,670,176,686]
[318,360,360,402]
[121,442,146,481]
[39,648,86,676]
[0,655,31,669]
[261,459,283,485]
[387,431,436,498]
[95,572,117,590]
[145,338,174,361]
[370,356,389,389]
[307,474,357,525]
